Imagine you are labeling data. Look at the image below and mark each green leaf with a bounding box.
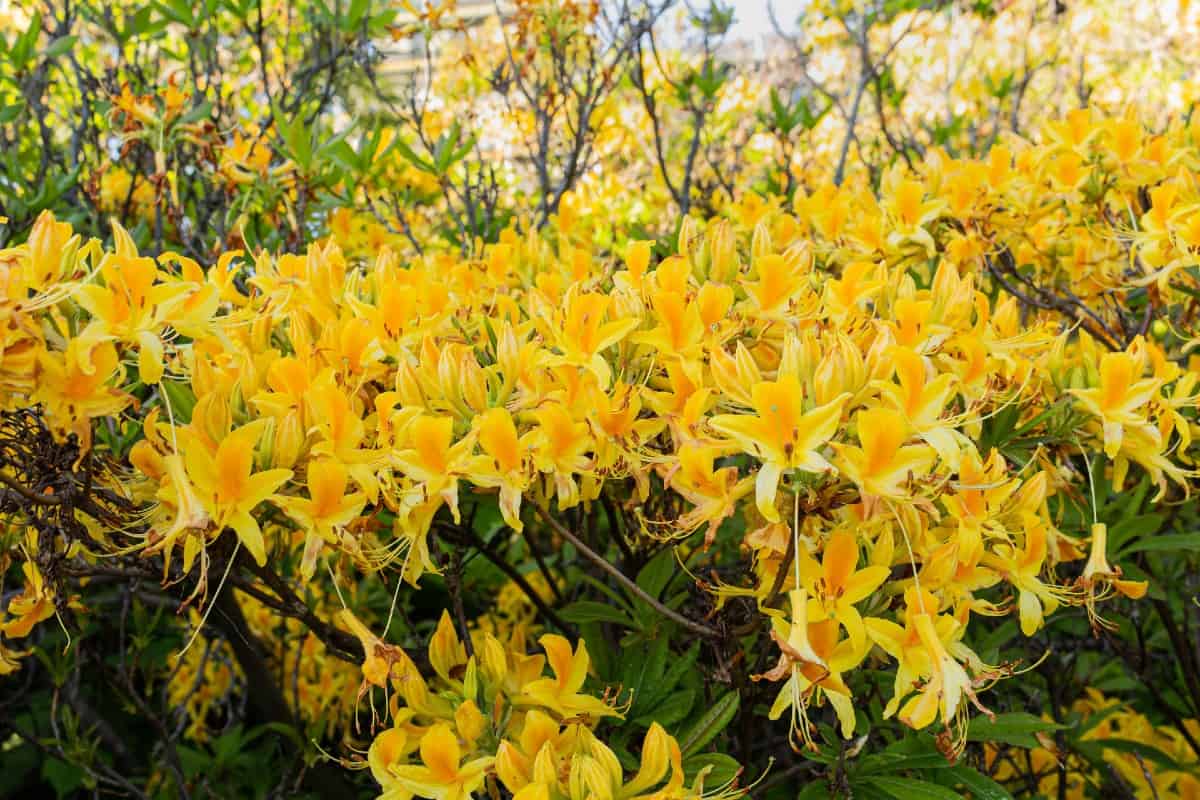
[0,103,22,124]
[1119,533,1200,556]
[390,136,434,173]
[578,621,615,681]
[577,573,636,614]
[945,765,1013,800]
[245,721,304,751]
[981,402,1020,451]
[177,745,212,778]
[1071,702,1125,736]
[635,688,696,728]
[860,775,963,800]
[677,690,739,757]
[636,548,677,600]
[683,753,741,787]
[966,713,1065,748]
[155,0,198,26]
[121,6,160,39]
[161,379,197,423]
[466,495,505,539]
[797,781,833,800]
[176,101,214,127]
[212,724,245,764]
[345,0,370,30]
[430,123,475,174]
[856,749,954,776]
[660,641,701,694]
[10,15,41,69]
[976,620,1018,658]
[272,105,313,172]
[42,758,85,799]
[1108,512,1165,553]
[43,34,77,60]
[0,739,38,796]
[560,601,635,627]
[369,7,399,33]
[1011,403,1062,437]
[622,634,668,714]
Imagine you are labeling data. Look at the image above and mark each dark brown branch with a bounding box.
[239,557,364,663]
[436,521,575,636]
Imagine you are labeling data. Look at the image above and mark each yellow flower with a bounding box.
[801,531,890,653]
[710,377,848,522]
[633,289,705,367]
[823,260,882,319]
[1070,350,1162,458]
[549,291,638,386]
[518,634,619,720]
[619,239,653,290]
[884,177,943,255]
[1,560,56,639]
[659,444,754,546]
[495,709,563,792]
[833,408,936,502]
[368,727,413,792]
[760,590,863,746]
[468,408,532,532]
[34,340,131,447]
[531,402,592,511]
[182,419,293,565]
[393,413,474,522]
[1079,522,1148,629]
[742,252,809,318]
[277,458,365,579]
[306,380,382,502]
[982,514,1074,636]
[389,723,493,800]
[866,588,982,734]
[26,210,78,288]
[74,223,193,385]
[880,346,962,468]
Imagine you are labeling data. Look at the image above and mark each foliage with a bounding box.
[1,1,1200,798]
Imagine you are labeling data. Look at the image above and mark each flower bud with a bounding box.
[707,219,738,284]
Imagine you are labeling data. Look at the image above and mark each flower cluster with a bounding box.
[1,102,1199,796]
[347,611,740,800]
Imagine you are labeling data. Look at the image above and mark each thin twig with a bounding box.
[534,505,720,639]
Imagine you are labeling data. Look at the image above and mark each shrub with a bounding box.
[1,1,1199,798]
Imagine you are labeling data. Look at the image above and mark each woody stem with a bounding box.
[534,504,721,639]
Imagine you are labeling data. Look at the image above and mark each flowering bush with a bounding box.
[2,1,1200,798]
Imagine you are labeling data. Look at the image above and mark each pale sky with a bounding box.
[728,1,773,40]
[725,0,798,42]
